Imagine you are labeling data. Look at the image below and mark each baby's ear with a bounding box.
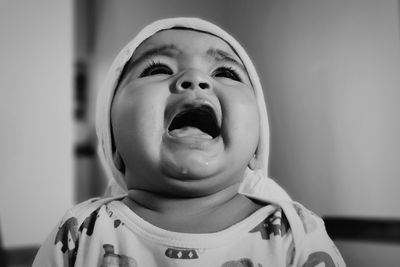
[112,151,126,173]
[248,155,258,170]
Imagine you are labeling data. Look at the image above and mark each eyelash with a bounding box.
[212,66,242,82]
[139,60,173,77]
[139,61,242,82]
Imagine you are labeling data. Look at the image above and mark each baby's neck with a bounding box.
[122,183,262,233]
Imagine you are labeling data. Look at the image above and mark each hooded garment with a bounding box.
[33,17,345,267]
[95,17,291,203]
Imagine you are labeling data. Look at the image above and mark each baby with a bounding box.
[33,18,345,267]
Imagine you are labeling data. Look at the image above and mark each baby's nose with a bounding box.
[175,70,212,92]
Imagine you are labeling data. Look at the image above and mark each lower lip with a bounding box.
[163,132,221,149]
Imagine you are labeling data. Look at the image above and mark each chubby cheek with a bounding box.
[219,88,260,162]
[111,89,166,171]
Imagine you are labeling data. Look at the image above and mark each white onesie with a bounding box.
[33,194,344,267]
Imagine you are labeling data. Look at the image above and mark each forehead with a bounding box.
[131,29,242,63]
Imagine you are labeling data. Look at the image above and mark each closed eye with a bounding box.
[140,61,173,77]
[212,66,242,82]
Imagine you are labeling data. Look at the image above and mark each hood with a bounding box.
[95,17,290,202]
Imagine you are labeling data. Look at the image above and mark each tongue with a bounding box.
[169,127,213,139]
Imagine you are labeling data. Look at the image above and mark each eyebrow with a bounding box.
[206,48,245,70]
[129,44,179,68]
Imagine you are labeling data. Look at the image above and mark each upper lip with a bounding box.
[166,98,221,138]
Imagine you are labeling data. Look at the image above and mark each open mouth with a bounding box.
[168,105,220,139]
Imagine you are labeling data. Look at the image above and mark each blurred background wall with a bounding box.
[0,0,74,251]
[1,0,399,266]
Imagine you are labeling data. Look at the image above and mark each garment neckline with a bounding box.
[108,200,277,248]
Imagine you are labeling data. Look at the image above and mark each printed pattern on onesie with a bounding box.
[52,200,342,267]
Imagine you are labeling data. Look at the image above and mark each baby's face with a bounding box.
[111,29,260,196]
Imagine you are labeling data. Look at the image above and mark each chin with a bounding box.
[161,153,224,180]
[159,160,246,197]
